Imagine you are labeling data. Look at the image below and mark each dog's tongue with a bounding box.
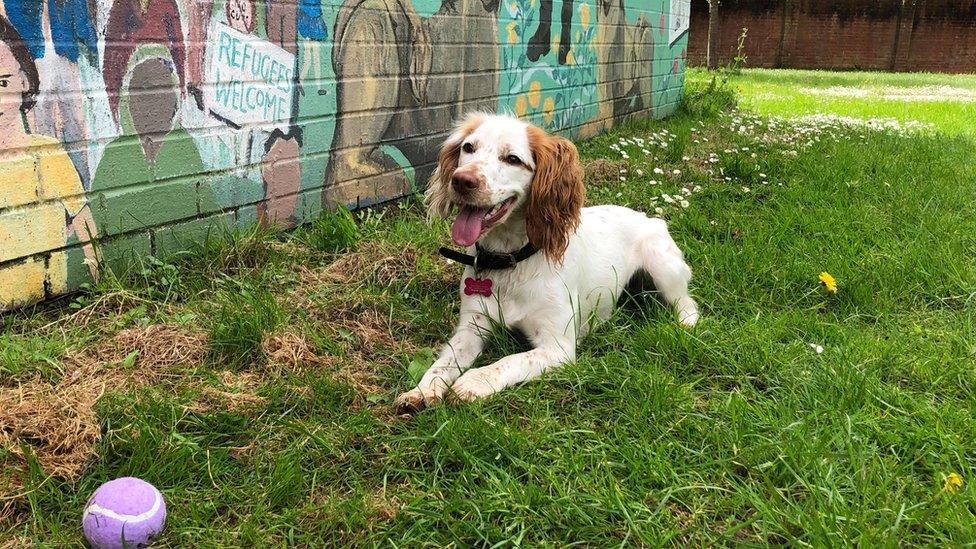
[452,205,489,247]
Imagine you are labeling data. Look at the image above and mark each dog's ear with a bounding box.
[424,135,461,220]
[526,126,585,263]
[425,114,485,219]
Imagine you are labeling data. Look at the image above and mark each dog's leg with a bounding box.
[449,344,570,402]
[395,313,488,413]
[450,325,575,401]
[639,232,699,327]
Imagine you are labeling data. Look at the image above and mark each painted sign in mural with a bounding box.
[0,0,689,311]
[207,22,296,128]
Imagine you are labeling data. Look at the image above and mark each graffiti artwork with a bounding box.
[0,0,689,311]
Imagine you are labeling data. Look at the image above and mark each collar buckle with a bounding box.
[496,253,517,268]
[474,245,517,272]
[440,242,538,272]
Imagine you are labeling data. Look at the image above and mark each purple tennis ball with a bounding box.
[82,477,166,549]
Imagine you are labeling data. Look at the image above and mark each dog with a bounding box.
[394,113,699,413]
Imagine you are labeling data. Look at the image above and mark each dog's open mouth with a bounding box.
[451,197,517,247]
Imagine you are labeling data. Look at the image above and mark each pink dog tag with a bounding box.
[464,277,493,297]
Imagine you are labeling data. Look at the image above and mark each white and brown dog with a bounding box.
[395,113,698,412]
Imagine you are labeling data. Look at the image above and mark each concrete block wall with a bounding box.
[687,0,976,73]
[0,0,690,311]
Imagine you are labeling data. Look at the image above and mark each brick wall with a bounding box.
[0,0,691,311]
[687,0,976,73]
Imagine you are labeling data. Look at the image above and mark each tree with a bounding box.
[707,0,720,70]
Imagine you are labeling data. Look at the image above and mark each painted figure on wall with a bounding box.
[258,128,302,227]
[595,0,654,127]
[5,0,98,186]
[0,15,97,304]
[297,0,328,40]
[90,1,218,235]
[527,0,575,64]
[500,0,601,133]
[103,0,188,128]
[197,0,305,228]
[266,0,299,55]
[264,0,328,73]
[90,51,219,233]
[324,0,500,206]
[226,0,256,32]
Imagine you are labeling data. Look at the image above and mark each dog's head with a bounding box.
[425,113,585,262]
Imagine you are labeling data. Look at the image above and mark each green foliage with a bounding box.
[682,74,738,118]
[406,348,435,385]
[185,224,281,277]
[207,286,284,368]
[686,27,749,116]
[170,224,285,300]
[133,255,187,302]
[728,26,749,75]
[72,225,285,305]
[0,332,65,382]
[299,207,360,254]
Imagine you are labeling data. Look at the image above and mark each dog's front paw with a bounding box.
[449,369,501,402]
[677,297,699,328]
[394,388,442,415]
[679,309,699,328]
[394,389,425,415]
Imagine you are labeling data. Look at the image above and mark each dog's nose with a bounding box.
[452,172,480,193]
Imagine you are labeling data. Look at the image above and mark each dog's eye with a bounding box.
[504,154,522,166]
[461,142,475,154]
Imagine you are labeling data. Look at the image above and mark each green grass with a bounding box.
[297,206,361,254]
[207,287,285,368]
[3,70,976,545]
[691,67,976,137]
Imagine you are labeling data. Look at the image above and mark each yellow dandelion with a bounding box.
[580,4,590,27]
[506,21,518,44]
[527,81,542,108]
[819,272,837,294]
[944,473,963,493]
[543,96,555,124]
[565,49,575,65]
[510,2,518,12]
[515,95,527,117]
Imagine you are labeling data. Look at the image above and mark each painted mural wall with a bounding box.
[0,0,689,311]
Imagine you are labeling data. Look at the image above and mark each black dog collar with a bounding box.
[439,242,538,272]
